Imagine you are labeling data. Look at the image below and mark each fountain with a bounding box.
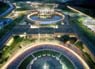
[27,3,64,25]
[43,63,49,69]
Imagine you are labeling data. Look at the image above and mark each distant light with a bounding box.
[26,1,31,4]
[55,26,58,28]
[57,35,61,38]
[61,22,64,25]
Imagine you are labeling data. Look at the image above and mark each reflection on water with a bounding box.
[30,15,62,24]
[31,56,63,69]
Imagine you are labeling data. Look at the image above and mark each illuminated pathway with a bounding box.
[1,42,89,69]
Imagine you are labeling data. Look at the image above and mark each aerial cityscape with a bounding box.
[0,0,95,69]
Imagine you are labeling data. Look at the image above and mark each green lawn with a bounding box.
[0,36,36,66]
[18,55,34,69]
[60,55,75,69]
[0,36,23,64]
[70,16,95,68]
[78,18,95,45]
[75,41,83,50]
[71,16,95,46]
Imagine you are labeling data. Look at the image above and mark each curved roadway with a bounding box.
[1,43,89,69]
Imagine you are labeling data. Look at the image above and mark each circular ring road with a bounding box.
[4,44,89,69]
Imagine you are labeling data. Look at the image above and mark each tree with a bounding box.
[60,35,70,43]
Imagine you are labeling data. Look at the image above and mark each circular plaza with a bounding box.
[5,44,89,69]
[27,3,64,25]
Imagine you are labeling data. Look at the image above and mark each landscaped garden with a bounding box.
[18,55,34,69]
[72,16,95,46]
[70,15,95,68]
[0,36,23,64]
[0,36,35,67]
